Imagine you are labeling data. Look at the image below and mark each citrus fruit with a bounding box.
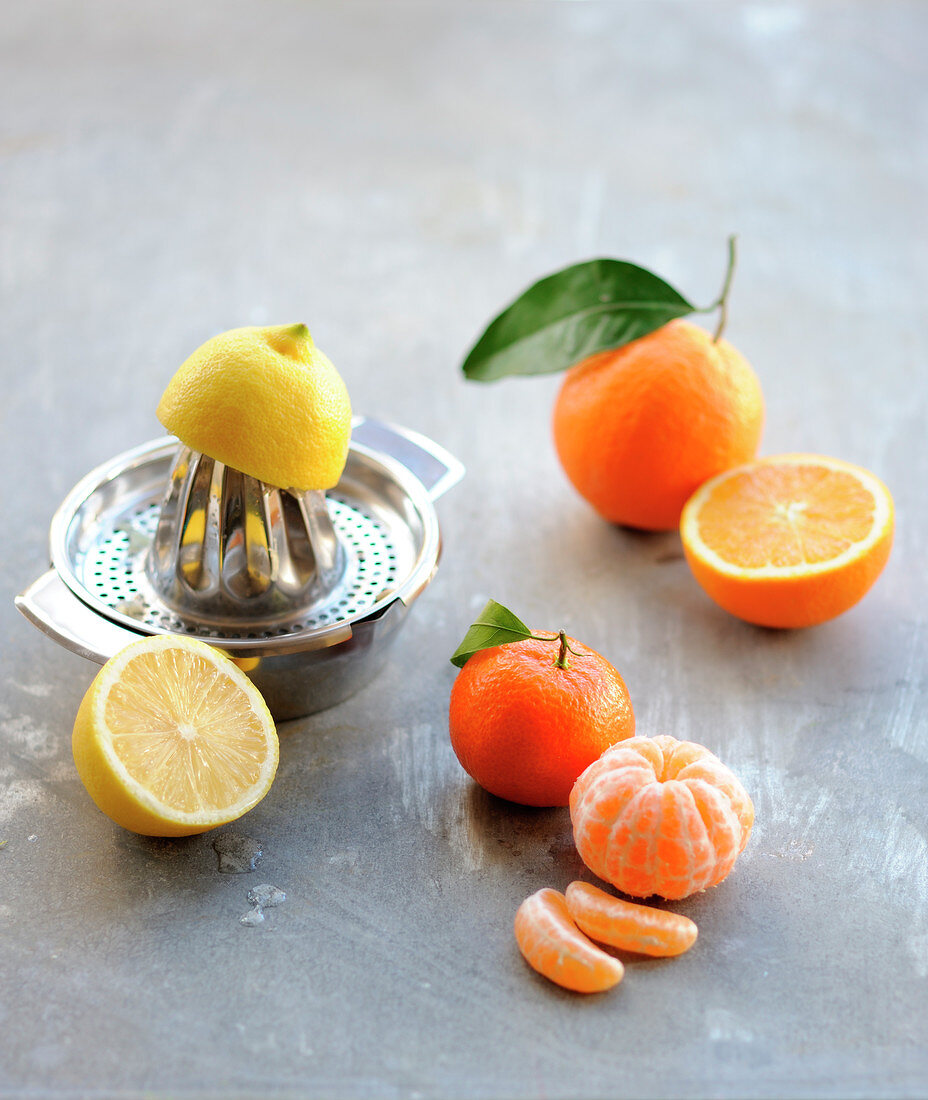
[680,453,894,628]
[564,881,697,957]
[157,323,352,490]
[570,735,753,900]
[514,887,624,993]
[448,632,635,807]
[72,634,279,837]
[552,319,764,530]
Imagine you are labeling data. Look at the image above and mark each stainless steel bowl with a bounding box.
[16,418,463,719]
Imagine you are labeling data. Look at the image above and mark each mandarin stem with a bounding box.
[712,235,738,343]
[555,630,570,670]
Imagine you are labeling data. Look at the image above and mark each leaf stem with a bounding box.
[712,235,738,343]
[529,629,587,669]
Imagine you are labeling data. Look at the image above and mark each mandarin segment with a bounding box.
[680,454,894,628]
[565,882,698,957]
[514,888,624,993]
[677,759,755,850]
[570,735,753,900]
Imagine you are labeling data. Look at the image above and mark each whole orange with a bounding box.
[448,634,634,807]
[552,320,764,531]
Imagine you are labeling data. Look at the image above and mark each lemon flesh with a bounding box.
[72,635,279,837]
[157,323,351,491]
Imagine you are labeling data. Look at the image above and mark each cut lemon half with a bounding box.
[680,454,894,628]
[156,323,351,491]
[72,635,279,836]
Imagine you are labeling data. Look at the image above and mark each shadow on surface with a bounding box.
[456,781,587,881]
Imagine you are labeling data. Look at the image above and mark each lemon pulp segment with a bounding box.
[73,634,279,835]
[103,648,271,814]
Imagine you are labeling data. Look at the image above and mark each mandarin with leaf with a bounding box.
[448,601,634,807]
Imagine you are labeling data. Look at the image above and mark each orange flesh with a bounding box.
[104,650,269,814]
[514,888,624,993]
[696,464,877,569]
[565,882,697,957]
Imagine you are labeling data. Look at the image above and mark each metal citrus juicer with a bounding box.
[16,337,463,719]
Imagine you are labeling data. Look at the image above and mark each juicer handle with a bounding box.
[15,569,135,666]
[350,417,464,501]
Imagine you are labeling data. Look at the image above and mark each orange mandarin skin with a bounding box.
[449,636,634,807]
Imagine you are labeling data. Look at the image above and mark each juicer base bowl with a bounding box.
[16,418,462,720]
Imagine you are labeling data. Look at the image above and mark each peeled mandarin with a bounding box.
[570,735,753,900]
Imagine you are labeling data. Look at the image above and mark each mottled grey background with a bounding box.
[1,2,926,1098]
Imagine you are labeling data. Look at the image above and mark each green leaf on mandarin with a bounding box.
[449,599,535,668]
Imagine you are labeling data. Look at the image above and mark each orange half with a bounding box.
[680,454,894,628]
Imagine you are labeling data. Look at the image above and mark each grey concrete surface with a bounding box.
[2,2,926,1097]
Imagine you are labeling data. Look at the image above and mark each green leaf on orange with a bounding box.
[449,599,535,668]
[460,258,696,382]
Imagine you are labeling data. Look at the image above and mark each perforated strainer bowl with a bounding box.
[16,418,463,719]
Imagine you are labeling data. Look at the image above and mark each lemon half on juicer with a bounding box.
[156,323,352,491]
